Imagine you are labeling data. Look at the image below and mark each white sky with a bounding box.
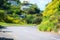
[20,0,52,10]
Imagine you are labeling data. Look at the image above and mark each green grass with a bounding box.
[0,22,36,27]
[0,22,20,26]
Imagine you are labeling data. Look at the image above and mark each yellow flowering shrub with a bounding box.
[13,19,20,24]
[38,0,60,32]
[43,0,59,17]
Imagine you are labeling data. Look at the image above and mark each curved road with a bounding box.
[0,26,60,40]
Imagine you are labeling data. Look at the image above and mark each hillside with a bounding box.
[38,0,60,32]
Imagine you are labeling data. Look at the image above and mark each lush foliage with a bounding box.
[0,0,42,25]
[38,0,60,32]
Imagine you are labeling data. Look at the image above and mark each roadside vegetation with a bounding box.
[38,0,60,32]
[0,0,42,25]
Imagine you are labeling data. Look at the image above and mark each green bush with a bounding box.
[33,17,42,24]
[38,17,58,32]
[25,14,42,24]
[0,10,6,22]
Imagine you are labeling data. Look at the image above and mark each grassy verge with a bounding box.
[0,22,36,27]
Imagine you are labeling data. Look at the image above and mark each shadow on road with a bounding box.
[0,37,14,40]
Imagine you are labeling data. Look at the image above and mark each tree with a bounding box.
[21,1,41,14]
[0,0,21,22]
[0,0,21,10]
[0,0,11,10]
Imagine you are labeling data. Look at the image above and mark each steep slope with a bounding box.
[38,0,60,32]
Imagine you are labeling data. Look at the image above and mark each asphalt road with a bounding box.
[0,26,60,40]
